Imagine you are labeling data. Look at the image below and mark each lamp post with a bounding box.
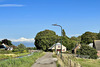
[55,41,56,53]
[52,24,62,59]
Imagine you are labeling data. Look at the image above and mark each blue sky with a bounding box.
[0,0,100,40]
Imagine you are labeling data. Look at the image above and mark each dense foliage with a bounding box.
[35,30,59,51]
[77,45,98,59]
[12,44,28,53]
[70,36,81,43]
[26,47,37,50]
[18,44,26,49]
[1,39,13,46]
[81,32,97,44]
[62,29,66,37]
[62,36,76,50]
[97,32,100,39]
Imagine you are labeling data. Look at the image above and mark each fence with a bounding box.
[57,54,82,67]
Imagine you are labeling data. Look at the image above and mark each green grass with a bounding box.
[16,52,30,56]
[0,49,30,60]
[74,58,100,67]
[0,53,30,60]
[0,52,45,67]
[56,61,60,67]
[0,49,13,54]
[61,54,100,67]
[65,54,100,67]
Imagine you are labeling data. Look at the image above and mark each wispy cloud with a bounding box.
[0,37,35,42]
[11,37,35,42]
[0,4,24,7]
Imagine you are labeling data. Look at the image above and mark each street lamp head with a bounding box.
[52,24,62,28]
[52,24,58,26]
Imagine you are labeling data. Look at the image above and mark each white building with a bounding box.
[89,43,93,47]
[0,43,13,50]
[49,43,66,52]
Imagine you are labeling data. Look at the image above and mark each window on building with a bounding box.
[58,46,60,48]
[63,49,65,51]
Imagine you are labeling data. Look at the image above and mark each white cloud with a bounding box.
[0,4,24,7]
[11,37,35,42]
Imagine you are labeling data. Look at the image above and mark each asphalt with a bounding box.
[31,52,57,67]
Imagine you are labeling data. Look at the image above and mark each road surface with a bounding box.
[31,52,57,67]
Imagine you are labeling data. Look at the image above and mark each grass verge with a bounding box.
[0,52,45,67]
[65,54,100,67]
[73,58,100,67]
[0,53,30,60]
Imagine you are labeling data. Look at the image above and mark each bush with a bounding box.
[0,49,12,54]
[12,48,28,53]
[77,45,98,59]
[12,49,19,52]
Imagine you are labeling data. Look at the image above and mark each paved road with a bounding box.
[31,52,57,67]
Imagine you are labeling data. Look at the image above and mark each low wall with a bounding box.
[57,54,82,67]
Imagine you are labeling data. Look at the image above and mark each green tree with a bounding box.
[0,41,1,45]
[18,44,26,49]
[35,30,58,51]
[62,29,69,38]
[61,36,76,50]
[68,40,77,50]
[81,32,97,44]
[62,29,66,37]
[70,36,81,44]
[70,36,78,41]
[77,45,98,59]
[61,29,75,50]
[1,39,13,46]
[27,47,37,50]
[97,31,100,39]
[77,36,81,43]
[62,36,69,48]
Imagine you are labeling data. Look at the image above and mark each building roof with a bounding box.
[72,44,81,50]
[72,45,78,50]
[93,40,100,50]
[1,43,9,48]
[49,43,65,49]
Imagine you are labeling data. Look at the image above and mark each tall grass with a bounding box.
[0,53,30,60]
[74,58,100,67]
[0,52,45,67]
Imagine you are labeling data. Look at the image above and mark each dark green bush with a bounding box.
[12,48,28,53]
[77,45,98,59]
[12,49,19,52]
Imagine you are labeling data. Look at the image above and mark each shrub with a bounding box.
[12,49,19,52]
[12,48,28,53]
[77,45,98,59]
[0,49,12,54]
